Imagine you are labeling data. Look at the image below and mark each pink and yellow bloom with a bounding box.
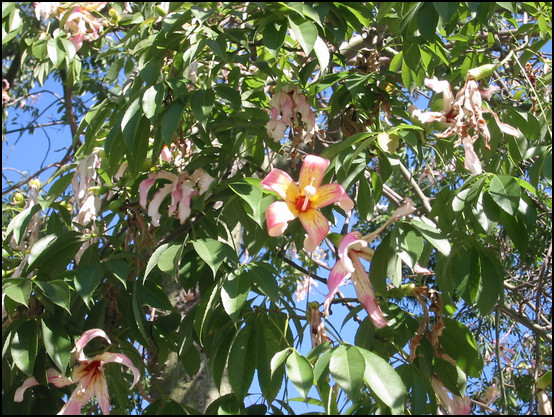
[260,155,353,253]
[15,329,140,415]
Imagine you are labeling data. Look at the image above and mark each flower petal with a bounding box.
[323,260,352,316]
[298,155,329,191]
[311,183,353,211]
[265,201,297,237]
[298,209,329,252]
[75,329,111,363]
[350,261,388,328]
[148,183,173,226]
[260,169,297,201]
[97,352,141,389]
[14,368,73,402]
[337,232,366,273]
[139,175,156,209]
[463,139,483,175]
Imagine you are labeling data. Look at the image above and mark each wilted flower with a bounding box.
[410,75,520,175]
[33,2,61,20]
[308,302,331,348]
[15,328,140,415]
[267,86,316,143]
[295,276,319,302]
[260,154,353,253]
[139,168,214,227]
[430,375,471,415]
[323,199,416,327]
[2,79,10,105]
[60,3,107,50]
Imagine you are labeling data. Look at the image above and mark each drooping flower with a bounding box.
[14,328,140,415]
[410,75,520,175]
[308,302,331,349]
[430,375,471,415]
[323,199,416,327]
[266,86,316,143]
[260,155,353,253]
[61,3,107,50]
[139,168,214,227]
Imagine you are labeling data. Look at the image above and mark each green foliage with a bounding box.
[2,1,552,415]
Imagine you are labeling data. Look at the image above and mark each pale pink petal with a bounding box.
[298,209,329,252]
[265,201,297,237]
[191,168,215,194]
[298,155,330,191]
[323,260,352,316]
[139,175,156,209]
[431,376,471,415]
[413,262,433,275]
[424,77,454,113]
[310,183,353,211]
[479,85,499,100]
[148,183,173,226]
[390,198,416,221]
[177,182,197,223]
[260,169,297,201]
[96,352,141,389]
[483,108,522,137]
[14,368,73,402]
[160,145,172,163]
[463,140,483,175]
[337,232,366,273]
[75,329,111,363]
[350,257,388,328]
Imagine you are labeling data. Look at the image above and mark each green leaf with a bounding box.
[488,174,520,215]
[287,17,318,56]
[142,84,164,119]
[41,317,72,373]
[192,238,237,277]
[3,279,32,307]
[411,219,451,256]
[220,271,250,322]
[34,280,71,313]
[157,243,183,274]
[357,346,406,413]
[433,2,459,21]
[286,349,314,400]
[271,348,293,377]
[132,281,150,344]
[263,20,287,57]
[38,173,74,210]
[190,89,215,125]
[369,233,401,295]
[27,232,83,274]
[229,180,263,214]
[161,100,185,145]
[193,283,221,346]
[47,38,65,67]
[313,36,330,72]
[144,243,170,281]
[392,225,424,270]
[11,320,39,376]
[138,281,174,311]
[75,263,105,306]
[329,345,365,401]
[439,318,484,378]
[255,315,287,402]
[417,2,438,40]
[5,204,42,246]
[228,323,255,398]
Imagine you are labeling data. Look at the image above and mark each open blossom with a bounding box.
[410,75,520,175]
[260,155,353,253]
[323,199,416,328]
[15,329,140,415]
[139,168,214,227]
[430,375,471,415]
[267,86,316,142]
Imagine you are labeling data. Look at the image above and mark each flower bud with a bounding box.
[465,63,499,81]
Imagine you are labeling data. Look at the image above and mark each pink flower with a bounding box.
[60,3,107,50]
[267,86,316,142]
[324,231,388,328]
[431,375,471,415]
[14,329,140,415]
[260,155,353,252]
[139,169,214,227]
[410,75,520,175]
[323,199,416,326]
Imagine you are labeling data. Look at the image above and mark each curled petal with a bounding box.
[337,232,366,273]
[75,329,111,363]
[139,175,156,209]
[323,260,352,316]
[350,257,388,328]
[483,108,522,138]
[96,352,141,389]
[265,201,297,237]
[260,169,297,201]
[425,77,454,113]
[148,183,173,226]
[177,182,197,223]
[298,209,329,252]
[14,368,73,402]
[463,139,483,175]
[311,183,353,211]
[298,155,329,191]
